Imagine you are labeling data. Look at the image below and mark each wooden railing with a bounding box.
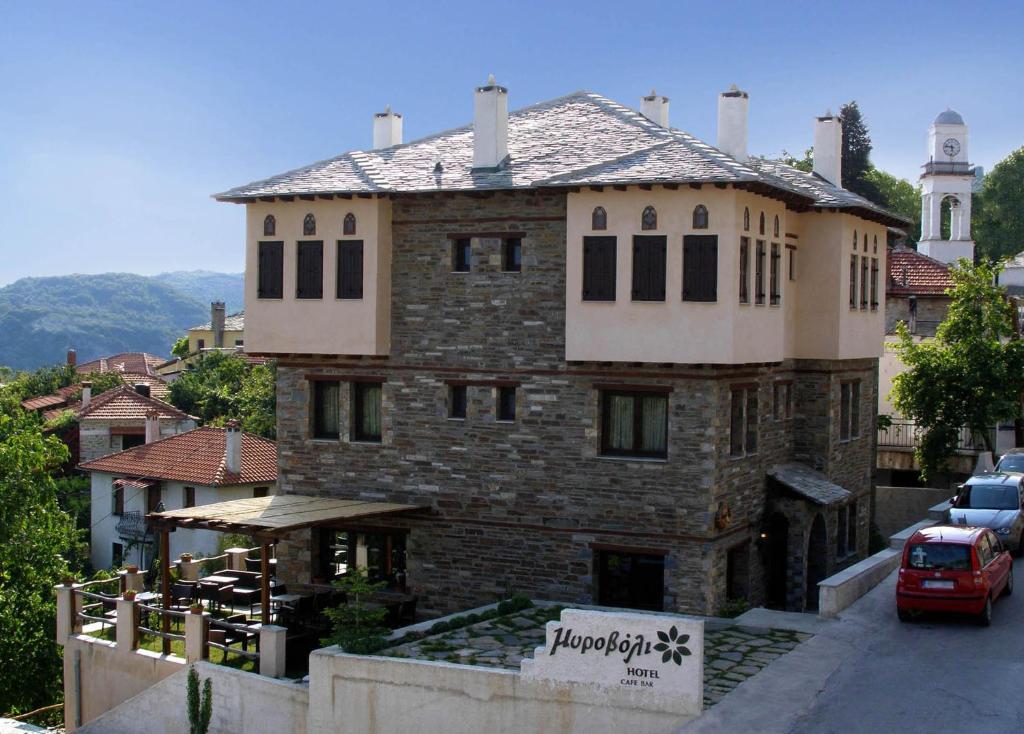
[206,616,260,663]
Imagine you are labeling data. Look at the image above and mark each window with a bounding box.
[840,381,861,441]
[755,240,765,305]
[631,236,666,301]
[592,206,607,231]
[641,206,657,231]
[853,230,858,251]
[788,247,796,281]
[692,204,709,230]
[257,241,284,299]
[870,258,879,310]
[770,243,781,305]
[596,549,665,611]
[873,235,878,254]
[263,214,276,237]
[773,382,792,421]
[497,386,516,421]
[452,238,471,272]
[183,486,195,509]
[303,213,316,236]
[759,212,765,235]
[503,237,522,272]
[352,382,382,443]
[682,235,718,302]
[449,385,467,419]
[343,213,356,236]
[112,542,124,568]
[837,506,848,556]
[582,236,616,301]
[146,485,161,514]
[197,338,205,350]
[851,382,861,438]
[743,207,750,232]
[847,500,858,553]
[739,237,750,304]
[849,254,857,309]
[313,380,340,439]
[730,386,758,456]
[773,215,780,238]
[235,339,244,347]
[860,256,869,309]
[253,487,269,498]
[112,485,124,516]
[296,240,324,299]
[600,391,668,459]
[337,240,364,299]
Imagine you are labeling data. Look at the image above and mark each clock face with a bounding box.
[943,138,961,157]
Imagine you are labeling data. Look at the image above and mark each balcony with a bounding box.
[115,511,151,542]
[921,162,974,177]
[877,420,993,452]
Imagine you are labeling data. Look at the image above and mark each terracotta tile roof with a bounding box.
[21,394,69,411]
[887,247,955,296]
[118,373,170,399]
[79,426,277,487]
[42,404,79,422]
[77,352,165,377]
[77,385,192,422]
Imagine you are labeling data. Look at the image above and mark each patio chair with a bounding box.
[198,582,220,611]
[208,614,257,661]
[215,584,236,613]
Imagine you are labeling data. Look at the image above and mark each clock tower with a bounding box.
[918,109,974,265]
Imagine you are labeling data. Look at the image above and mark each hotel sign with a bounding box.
[521,608,703,715]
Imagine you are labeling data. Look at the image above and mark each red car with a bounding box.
[896,525,1013,626]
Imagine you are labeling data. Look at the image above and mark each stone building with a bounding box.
[215,81,907,614]
[77,383,196,463]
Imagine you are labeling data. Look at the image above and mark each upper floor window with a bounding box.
[592,206,608,231]
[739,237,750,304]
[257,241,284,299]
[772,382,793,421]
[755,240,766,305]
[743,208,750,232]
[452,238,471,272]
[343,213,356,236]
[582,236,616,301]
[863,232,869,250]
[692,205,709,230]
[303,213,317,236]
[337,240,364,299]
[682,235,717,302]
[497,386,516,422]
[770,243,781,305]
[601,390,668,459]
[840,381,861,441]
[870,257,879,310]
[352,382,382,443]
[860,256,869,309]
[183,486,195,509]
[759,212,766,235]
[852,230,858,251]
[503,237,522,272]
[773,215,780,238]
[849,254,858,309]
[729,386,758,456]
[112,485,124,516]
[296,240,324,299]
[449,385,467,420]
[263,215,276,236]
[787,246,796,281]
[312,380,340,439]
[873,235,878,254]
[641,206,657,231]
[632,236,666,301]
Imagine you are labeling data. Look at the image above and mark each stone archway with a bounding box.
[805,514,828,611]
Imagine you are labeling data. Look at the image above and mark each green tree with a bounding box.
[838,101,879,201]
[172,336,191,359]
[780,148,813,173]
[186,666,213,734]
[168,353,276,438]
[0,394,81,715]
[322,566,389,653]
[892,260,1024,480]
[975,147,1024,263]
[865,168,921,247]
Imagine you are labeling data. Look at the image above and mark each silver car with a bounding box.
[949,472,1024,555]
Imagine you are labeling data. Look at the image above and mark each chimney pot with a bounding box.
[640,90,670,128]
[717,86,749,162]
[225,421,242,475]
[473,75,509,170]
[373,106,403,149]
[67,348,77,367]
[80,381,92,408]
[813,113,843,186]
[211,302,226,349]
[145,410,160,444]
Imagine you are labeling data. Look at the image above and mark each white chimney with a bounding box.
[373,105,403,149]
[80,381,92,409]
[640,89,670,128]
[717,85,749,162]
[473,74,508,170]
[813,112,843,186]
[225,420,242,474]
[145,409,160,444]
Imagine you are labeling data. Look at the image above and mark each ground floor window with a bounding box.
[121,433,145,450]
[726,542,750,601]
[595,548,665,611]
[112,542,124,568]
[600,390,668,458]
[319,529,407,590]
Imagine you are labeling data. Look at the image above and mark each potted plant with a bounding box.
[125,564,139,574]
[180,553,194,563]
[190,603,205,614]
[123,589,137,601]
[62,576,76,587]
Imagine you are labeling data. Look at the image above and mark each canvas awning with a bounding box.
[147,494,426,541]
[768,463,852,506]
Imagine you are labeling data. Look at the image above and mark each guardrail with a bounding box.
[207,616,260,664]
[877,421,994,451]
[76,589,118,631]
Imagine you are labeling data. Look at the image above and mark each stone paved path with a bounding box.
[382,605,811,709]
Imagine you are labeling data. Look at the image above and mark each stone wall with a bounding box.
[885,294,951,336]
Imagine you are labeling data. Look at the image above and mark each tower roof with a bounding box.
[934,109,965,125]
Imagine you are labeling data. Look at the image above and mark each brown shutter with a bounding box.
[632,236,665,301]
[337,240,364,299]
[297,241,323,299]
[258,241,283,298]
[683,235,717,302]
[583,236,616,301]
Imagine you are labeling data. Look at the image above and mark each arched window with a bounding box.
[773,215,780,238]
[303,213,316,236]
[692,205,709,230]
[592,206,607,231]
[853,230,858,250]
[263,215,276,237]
[641,206,657,231]
[743,207,750,232]
[343,213,356,236]
[759,212,765,235]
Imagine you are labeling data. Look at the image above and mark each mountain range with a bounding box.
[0,271,244,371]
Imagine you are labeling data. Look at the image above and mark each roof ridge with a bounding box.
[77,384,189,419]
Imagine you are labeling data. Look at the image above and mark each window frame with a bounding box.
[112,485,124,516]
[582,236,617,301]
[631,235,667,302]
[257,240,284,299]
[739,237,750,305]
[729,385,759,457]
[772,381,793,421]
[840,380,861,442]
[183,486,195,509]
[692,204,709,230]
[296,240,324,299]
[787,245,796,281]
[641,206,657,231]
[343,213,357,236]
[352,381,383,444]
[303,213,316,236]
[496,386,516,422]
[849,254,858,309]
[769,242,781,306]
[503,237,522,273]
[860,255,869,310]
[592,206,608,231]
[263,214,276,237]
[870,257,879,310]
[452,238,472,273]
[312,379,341,440]
[682,234,718,303]
[599,390,669,460]
[755,240,766,305]
[336,240,364,300]
[449,384,467,420]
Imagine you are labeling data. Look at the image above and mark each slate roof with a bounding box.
[77,385,192,422]
[79,426,277,487]
[887,247,954,296]
[190,312,245,332]
[768,463,852,506]
[215,90,908,227]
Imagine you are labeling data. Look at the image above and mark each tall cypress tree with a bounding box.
[838,101,880,202]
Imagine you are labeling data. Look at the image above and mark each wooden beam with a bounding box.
[317,194,335,200]
[357,193,373,199]
[589,185,604,192]
[279,196,294,202]
[689,183,702,190]
[662,183,679,190]
[639,184,653,191]
[612,185,627,192]
[261,543,271,625]
[160,530,171,654]
[299,195,316,201]
[259,197,276,203]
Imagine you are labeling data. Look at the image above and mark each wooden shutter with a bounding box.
[683,235,717,302]
[297,241,323,299]
[632,236,666,301]
[337,240,364,299]
[258,241,283,298]
[582,236,616,301]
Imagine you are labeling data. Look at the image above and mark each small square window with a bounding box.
[452,238,471,272]
[253,487,269,498]
[497,386,516,421]
[449,385,467,419]
[183,486,195,509]
[197,339,205,350]
[601,391,668,459]
[503,238,522,272]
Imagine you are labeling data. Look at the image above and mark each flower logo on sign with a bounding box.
[654,626,691,665]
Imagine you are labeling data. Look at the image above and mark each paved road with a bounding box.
[789,556,1024,734]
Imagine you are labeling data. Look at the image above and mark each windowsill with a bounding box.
[447,417,466,422]
[739,301,750,306]
[496,419,516,424]
[256,297,284,301]
[450,271,471,275]
[597,455,668,464]
[729,452,758,461]
[349,440,383,446]
[310,437,340,443]
[336,297,364,301]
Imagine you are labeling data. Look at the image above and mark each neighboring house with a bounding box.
[77,383,196,462]
[998,250,1024,296]
[884,246,954,339]
[74,350,171,400]
[80,423,277,570]
[189,302,245,352]
[214,81,908,615]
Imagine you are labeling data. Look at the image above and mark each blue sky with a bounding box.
[1,1,1020,286]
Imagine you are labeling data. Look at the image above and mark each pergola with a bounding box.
[147,495,425,648]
